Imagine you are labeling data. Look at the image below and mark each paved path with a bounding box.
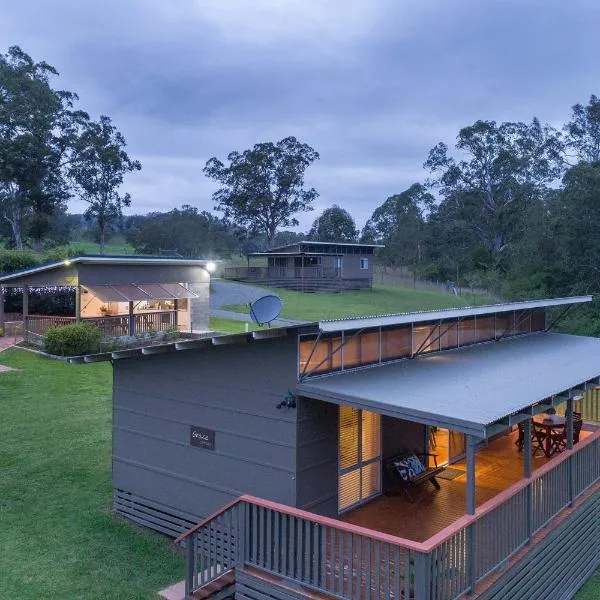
[209,279,307,326]
[0,336,22,352]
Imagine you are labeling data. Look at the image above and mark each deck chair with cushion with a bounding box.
[384,452,444,502]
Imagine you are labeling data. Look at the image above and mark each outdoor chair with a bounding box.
[532,423,549,457]
[515,422,525,451]
[384,452,444,502]
[574,412,583,443]
[550,413,583,452]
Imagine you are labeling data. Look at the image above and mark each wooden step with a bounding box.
[194,570,235,599]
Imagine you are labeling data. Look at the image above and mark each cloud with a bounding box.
[3,0,600,232]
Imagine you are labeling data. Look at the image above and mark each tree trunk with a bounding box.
[99,228,105,255]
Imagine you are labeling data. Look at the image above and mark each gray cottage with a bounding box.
[71,296,600,600]
[223,241,383,291]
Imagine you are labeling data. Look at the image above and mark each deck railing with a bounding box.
[176,430,600,600]
[24,311,178,345]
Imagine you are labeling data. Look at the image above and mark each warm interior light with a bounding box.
[64,259,71,266]
[205,261,216,273]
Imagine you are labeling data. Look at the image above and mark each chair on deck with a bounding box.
[550,412,583,452]
[532,423,548,457]
[384,452,444,502]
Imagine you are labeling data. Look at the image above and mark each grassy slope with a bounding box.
[576,571,600,599]
[224,283,495,321]
[209,316,260,334]
[68,235,134,255]
[0,349,183,600]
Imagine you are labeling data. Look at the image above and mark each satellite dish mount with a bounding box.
[248,294,283,328]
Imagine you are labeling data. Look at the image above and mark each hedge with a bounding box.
[44,322,102,356]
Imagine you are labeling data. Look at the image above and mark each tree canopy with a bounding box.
[309,204,358,242]
[204,136,319,248]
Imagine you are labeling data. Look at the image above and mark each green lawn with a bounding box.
[224,283,496,321]
[209,316,260,334]
[0,349,183,600]
[576,571,600,599]
[68,235,135,256]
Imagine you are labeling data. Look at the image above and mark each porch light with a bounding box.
[64,259,71,266]
[205,261,216,273]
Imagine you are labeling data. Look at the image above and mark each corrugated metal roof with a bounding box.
[84,283,198,302]
[265,240,384,252]
[0,255,214,283]
[296,332,600,437]
[318,296,592,332]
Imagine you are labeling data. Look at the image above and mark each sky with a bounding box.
[2,0,599,231]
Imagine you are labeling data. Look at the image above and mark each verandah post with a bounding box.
[524,419,533,543]
[75,285,81,323]
[128,301,134,336]
[0,285,5,333]
[466,434,477,593]
[566,397,574,505]
[22,284,29,342]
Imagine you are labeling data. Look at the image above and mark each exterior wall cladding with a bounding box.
[112,336,425,536]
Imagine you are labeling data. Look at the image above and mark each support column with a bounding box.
[173,298,178,329]
[524,419,533,543]
[128,301,134,336]
[0,285,5,334]
[75,285,81,323]
[566,397,574,505]
[23,285,29,340]
[466,435,477,593]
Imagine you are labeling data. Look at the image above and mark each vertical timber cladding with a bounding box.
[477,490,600,600]
[112,336,299,536]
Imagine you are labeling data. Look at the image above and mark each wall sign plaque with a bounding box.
[190,426,215,450]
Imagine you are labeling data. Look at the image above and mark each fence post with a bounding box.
[237,502,246,564]
[185,532,197,599]
[524,419,533,543]
[414,552,431,600]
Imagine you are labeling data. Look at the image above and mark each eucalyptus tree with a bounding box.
[204,136,319,248]
[424,119,563,264]
[70,116,141,253]
[0,46,88,250]
[309,204,358,242]
[363,183,434,275]
[565,94,600,163]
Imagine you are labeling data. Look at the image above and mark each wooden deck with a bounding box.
[342,427,596,542]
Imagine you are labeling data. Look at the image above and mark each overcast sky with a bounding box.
[2,0,599,230]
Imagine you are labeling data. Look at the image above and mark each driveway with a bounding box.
[209,279,306,326]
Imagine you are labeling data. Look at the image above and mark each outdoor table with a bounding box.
[532,414,566,458]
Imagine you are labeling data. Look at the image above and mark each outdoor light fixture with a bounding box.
[64,259,71,266]
[205,261,216,273]
[277,390,297,410]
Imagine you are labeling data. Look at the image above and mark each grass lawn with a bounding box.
[68,235,135,256]
[209,316,260,334]
[576,571,600,599]
[224,283,496,321]
[0,349,183,600]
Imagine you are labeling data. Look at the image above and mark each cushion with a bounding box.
[393,454,426,481]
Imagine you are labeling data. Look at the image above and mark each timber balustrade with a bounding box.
[24,311,178,343]
[176,430,600,600]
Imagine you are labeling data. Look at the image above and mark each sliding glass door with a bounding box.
[338,407,381,512]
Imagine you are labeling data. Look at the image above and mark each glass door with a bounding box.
[338,407,381,513]
[429,427,465,466]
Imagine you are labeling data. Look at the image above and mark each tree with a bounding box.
[424,119,563,264]
[203,136,319,248]
[69,116,141,253]
[125,206,238,257]
[309,204,358,242]
[363,184,433,275]
[565,95,600,163]
[0,46,88,250]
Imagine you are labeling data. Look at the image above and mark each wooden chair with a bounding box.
[515,423,525,451]
[384,452,444,502]
[532,423,548,457]
[574,412,583,444]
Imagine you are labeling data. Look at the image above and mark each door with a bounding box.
[338,406,381,512]
[428,427,465,466]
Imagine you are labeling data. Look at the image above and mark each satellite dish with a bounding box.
[249,294,282,327]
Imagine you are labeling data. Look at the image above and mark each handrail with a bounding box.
[174,427,600,554]
[174,497,242,544]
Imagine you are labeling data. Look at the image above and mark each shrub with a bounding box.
[0,250,40,275]
[44,322,102,356]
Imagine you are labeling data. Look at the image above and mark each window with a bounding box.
[360,258,369,270]
[338,407,381,512]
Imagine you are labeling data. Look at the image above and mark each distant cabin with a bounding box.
[223,240,383,292]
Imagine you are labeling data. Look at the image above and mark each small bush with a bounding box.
[44,322,102,356]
